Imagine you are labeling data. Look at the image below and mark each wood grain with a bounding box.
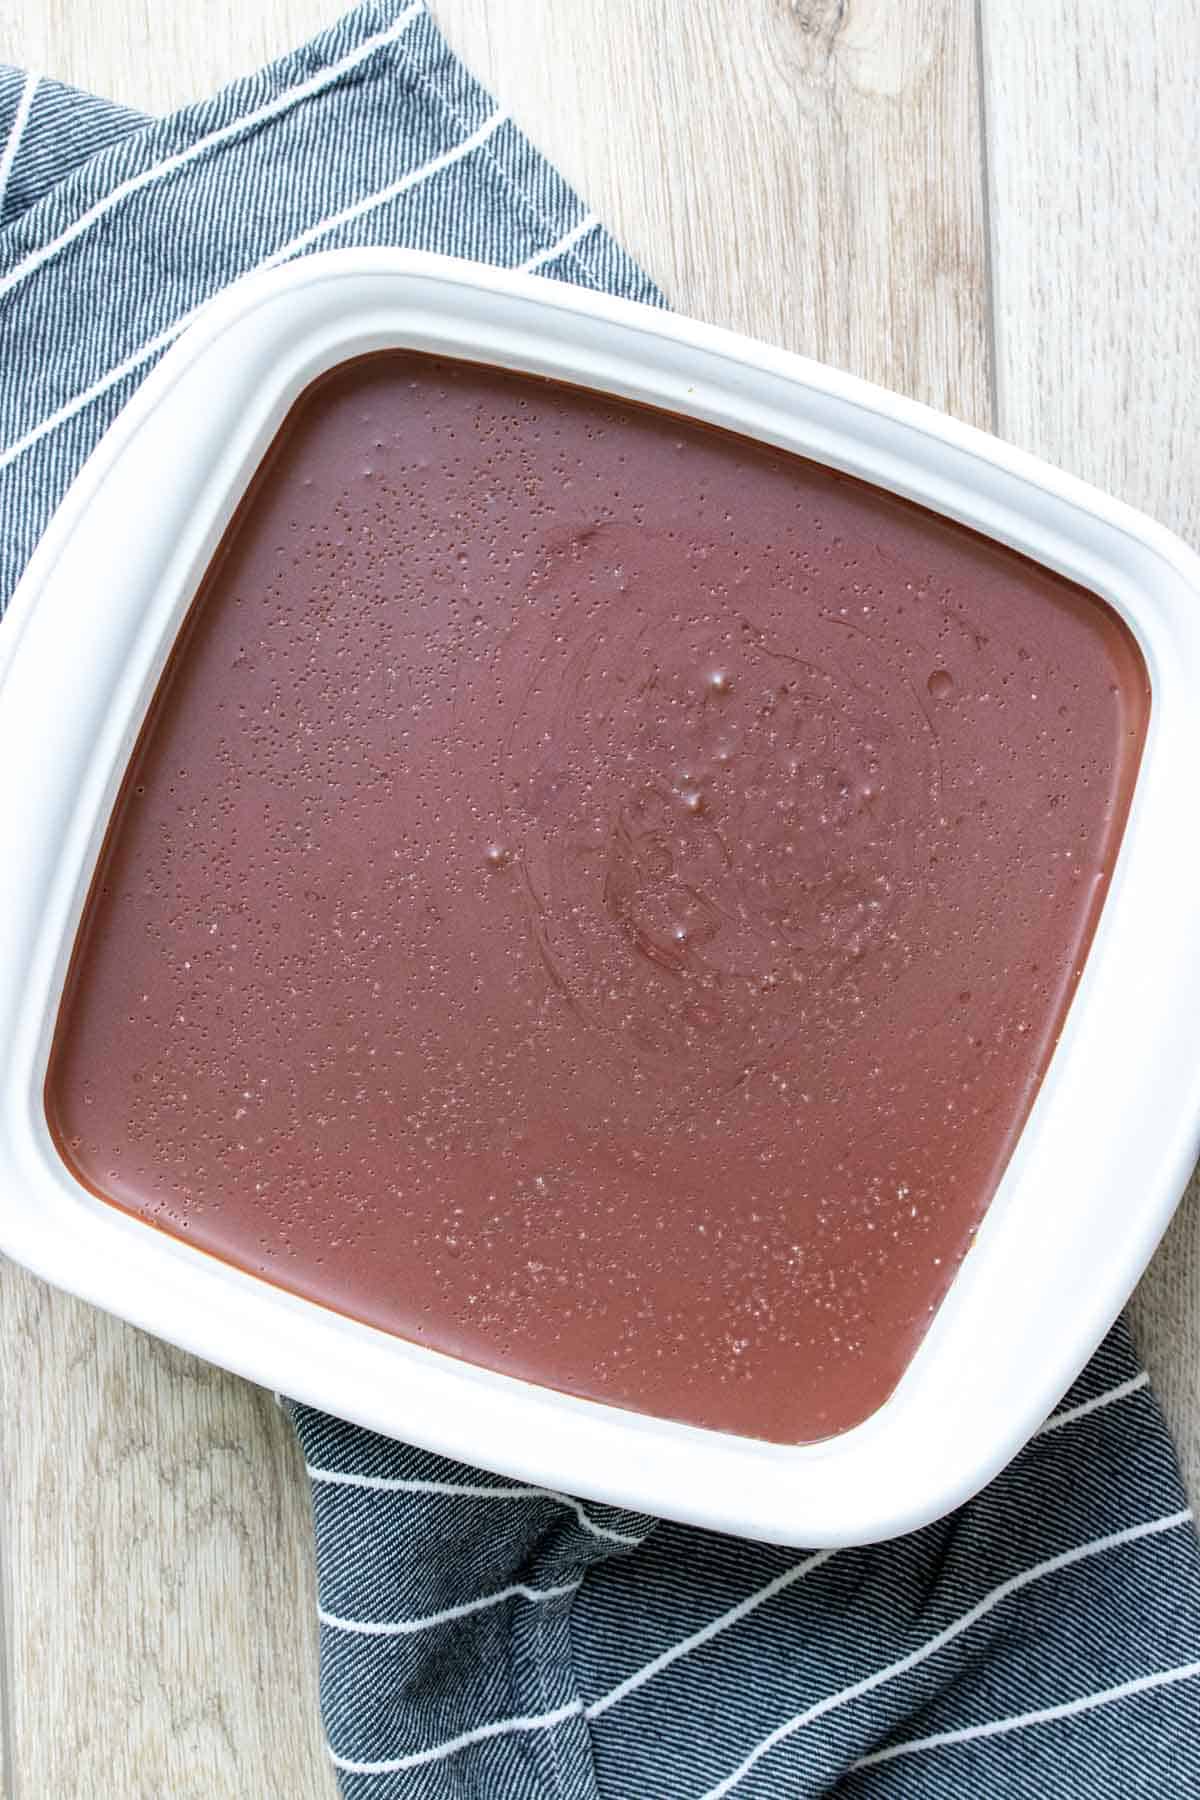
[434,0,992,424]
[0,10,992,1793]
[0,1263,330,1799]
[980,0,1200,1505]
[0,0,346,118]
[0,1,1196,1795]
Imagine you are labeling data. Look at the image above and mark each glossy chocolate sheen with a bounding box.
[46,353,1149,1442]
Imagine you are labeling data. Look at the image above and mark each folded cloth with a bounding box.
[3,8,1200,1795]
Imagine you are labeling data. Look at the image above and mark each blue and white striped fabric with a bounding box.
[3,7,1200,1794]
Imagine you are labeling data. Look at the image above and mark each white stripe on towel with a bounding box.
[585,1550,834,1721]
[0,107,507,475]
[852,1656,1200,1769]
[518,212,598,273]
[329,1700,584,1777]
[321,1516,1193,1782]
[0,5,425,305]
[305,1461,642,1547]
[1037,1371,1149,1437]
[699,1508,1194,1799]
[319,1577,581,1637]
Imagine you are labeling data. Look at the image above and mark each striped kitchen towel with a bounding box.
[3,6,1200,1794]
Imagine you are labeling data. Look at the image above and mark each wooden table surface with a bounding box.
[1,2,1197,1794]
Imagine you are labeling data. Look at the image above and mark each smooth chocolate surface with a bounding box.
[46,353,1149,1441]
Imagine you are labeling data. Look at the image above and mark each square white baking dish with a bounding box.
[2,250,1200,1547]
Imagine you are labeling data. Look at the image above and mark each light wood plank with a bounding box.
[981,0,1200,1506]
[0,1263,331,1799]
[0,3,990,1794]
[0,1,346,118]
[435,0,992,424]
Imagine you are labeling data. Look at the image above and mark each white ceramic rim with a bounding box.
[2,250,1200,1547]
